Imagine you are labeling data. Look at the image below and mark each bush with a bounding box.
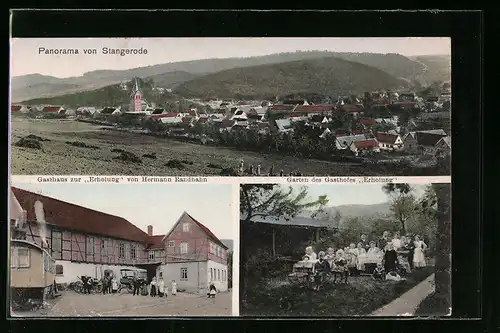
[142,152,157,159]
[165,159,185,170]
[113,151,142,163]
[65,141,100,149]
[15,137,43,149]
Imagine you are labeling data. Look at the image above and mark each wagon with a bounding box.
[10,239,56,310]
[118,268,147,293]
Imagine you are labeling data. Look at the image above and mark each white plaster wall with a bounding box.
[207,260,229,292]
[157,261,208,294]
[55,260,139,284]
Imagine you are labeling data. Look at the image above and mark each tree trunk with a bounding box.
[432,183,451,307]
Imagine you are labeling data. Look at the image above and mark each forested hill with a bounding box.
[12,51,424,102]
[174,57,407,99]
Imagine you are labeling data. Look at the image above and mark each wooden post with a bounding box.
[272,228,276,256]
[316,229,320,242]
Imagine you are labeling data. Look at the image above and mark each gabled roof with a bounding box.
[151,112,178,119]
[436,136,451,148]
[147,235,166,250]
[11,105,22,111]
[11,187,150,243]
[269,105,295,112]
[197,117,209,124]
[352,139,379,149]
[42,106,62,113]
[359,118,377,126]
[415,132,446,147]
[162,212,228,249]
[375,132,400,144]
[341,104,364,112]
[295,105,333,113]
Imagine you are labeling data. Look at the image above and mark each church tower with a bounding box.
[130,78,143,112]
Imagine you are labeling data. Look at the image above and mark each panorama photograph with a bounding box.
[239,183,451,317]
[9,183,234,317]
[10,37,451,176]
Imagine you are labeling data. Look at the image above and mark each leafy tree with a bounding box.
[240,184,328,223]
[383,183,415,234]
[373,122,396,133]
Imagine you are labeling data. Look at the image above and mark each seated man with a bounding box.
[313,251,331,291]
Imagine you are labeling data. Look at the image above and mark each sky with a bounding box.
[285,183,427,206]
[12,183,234,240]
[10,37,451,78]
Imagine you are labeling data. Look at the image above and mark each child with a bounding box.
[385,270,403,281]
[413,235,428,268]
[372,262,385,280]
[332,249,348,284]
[346,243,358,275]
[302,246,317,261]
[313,251,331,291]
[171,280,177,295]
[207,282,217,298]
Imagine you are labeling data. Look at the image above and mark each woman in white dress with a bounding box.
[413,235,428,268]
[111,276,118,294]
[157,277,165,297]
[366,241,381,263]
[171,280,177,295]
[391,232,402,251]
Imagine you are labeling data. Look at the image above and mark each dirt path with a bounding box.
[370,273,435,316]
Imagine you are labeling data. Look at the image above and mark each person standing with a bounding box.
[111,276,118,294]
[360,234,370,251]
[413,235,428,268]
[383,243,398,273]
[406,235,415,270]
[150,277,157,297]
[171,280,177,296]
[132,276,140,296]
[101,276,108,295]
[157,277,165,297]
[313,251,331,291]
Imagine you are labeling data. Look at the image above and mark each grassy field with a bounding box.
[10,118,398,176]
[241,266,434,317]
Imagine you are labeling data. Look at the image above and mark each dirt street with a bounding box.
[11,290,233,317]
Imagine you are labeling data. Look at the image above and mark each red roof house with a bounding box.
[352,139,380,149]
[42,106,63,113]
[11,105,22,112]
[359,118,377,126]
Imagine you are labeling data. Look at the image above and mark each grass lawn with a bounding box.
[414,291,450,317]
[241,266,434,317]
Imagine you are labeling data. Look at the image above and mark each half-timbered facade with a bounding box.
[10,188,229,292]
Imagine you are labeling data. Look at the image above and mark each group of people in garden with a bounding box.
[131,276,178,297]
[298,231,428,291]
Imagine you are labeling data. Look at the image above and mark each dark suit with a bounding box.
[384,249,398,272]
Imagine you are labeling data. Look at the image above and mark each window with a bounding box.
[218,269,220,281]
[56,264,64,275]
[149,251,155,260]
[180,268,188,281]
[101,239,107,256]
[11,247,30,268]
[180,242,188,255]
[182,223,190,232]
[51,231,62,260]
[168,241,175,247]
[210,268,213,281]
[130,244,137,259]
[210,243,214,254]
[86,236,95,255]
[119,243,125,258]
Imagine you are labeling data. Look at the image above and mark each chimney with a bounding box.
[147,225,153,236]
